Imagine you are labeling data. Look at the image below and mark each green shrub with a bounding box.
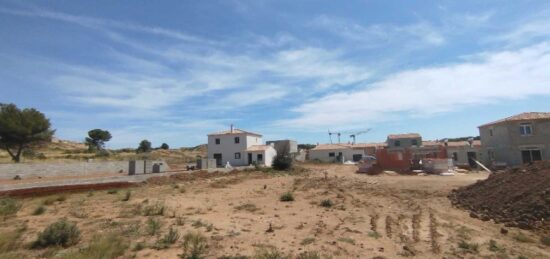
[488,239,504,252]
[146,218,161,236]
[368,231,381,239]
[0,227,25,253]
[541,235,550,246]
[122,190,131,201]
[279,192,294,202]
[58,232,128,259]
[300,237,315,245]
[32,206,46,215]
[271,153,293,171]
[107,189,118,194]
[514,233,534,243]
[32,218,80,248]
[180,232,208,259]
[319,199,333,208]
[42,195,66,205]
[132,242,146,251]
[253,247,289,259]
[296,251,331,259]
[95,149,110,157]
[154,227,180,249]
[458,240,479,254]
[0,197,21,220]
[337,237,355,245]
[142,202,165,216]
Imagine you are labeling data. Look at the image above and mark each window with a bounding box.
[328,152,335,157]
[521,149,542,164]
[519,123,533,136]
[234,152,241,159]
[488,150,495,160]
[395,140,401,147]
[489,129,493,136]
[411,139,418,146]
[452,152,458,161]
[234,137,240,144]
[215,138,220,144]
[257,154,263,161]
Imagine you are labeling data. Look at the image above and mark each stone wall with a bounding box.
[0,160,169,180]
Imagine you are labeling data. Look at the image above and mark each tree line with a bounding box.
[0,103,169,163]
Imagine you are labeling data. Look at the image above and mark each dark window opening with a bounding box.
[257,154,263,161]
[411,139,418,146]
[234,137,240,144]
[329,152,335,157]
[395,140,401,147]
[489,129,493,136]
[452,152,458,161]
[215,138,220,145]
[522,149,542,164]
[235,152,241,159]
[520,123,533,136]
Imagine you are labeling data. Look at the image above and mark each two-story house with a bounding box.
[207,126,277,167]
[479,112,550,167]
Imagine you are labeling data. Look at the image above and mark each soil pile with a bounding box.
[449,161,550,232]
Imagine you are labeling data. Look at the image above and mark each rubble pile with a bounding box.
[449,161,550,233]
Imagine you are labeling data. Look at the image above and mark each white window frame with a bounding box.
[519,123,533,136]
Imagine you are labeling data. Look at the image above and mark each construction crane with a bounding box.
[328,130,342,144]
[349,129,372,144]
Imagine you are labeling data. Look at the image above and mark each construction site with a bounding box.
[0,131,549,258]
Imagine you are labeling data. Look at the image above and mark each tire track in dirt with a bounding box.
[429,211,441,253]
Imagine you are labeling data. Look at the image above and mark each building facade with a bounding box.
[308,144,365,163]
[445,140,482,168]
[266,140,298,155]
[207,127,276,167]
[479,112,550,167]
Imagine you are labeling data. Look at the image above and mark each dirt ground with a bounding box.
[1,163,548,258]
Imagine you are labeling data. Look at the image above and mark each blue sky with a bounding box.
[1,0,549,148]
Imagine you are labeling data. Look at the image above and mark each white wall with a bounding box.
[248,146,277,166]
[207,133,262,167]
[309,148,365,163]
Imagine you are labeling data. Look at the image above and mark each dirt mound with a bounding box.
[449,161,550,233]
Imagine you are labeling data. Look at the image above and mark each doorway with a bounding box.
[522,149,542,164]
[248,153,253,165]
[467,152,477,168]
[213,153,222,167]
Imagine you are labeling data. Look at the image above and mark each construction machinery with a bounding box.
[349,129,371,144]
[328,130,342,144]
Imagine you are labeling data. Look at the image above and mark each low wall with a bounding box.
[0,160,130,180]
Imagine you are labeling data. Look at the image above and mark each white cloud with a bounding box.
[309,15,445,47]
[279,43,550,129]
[0,7,215,44]
[216,84,289,107]
[493,19,550,45]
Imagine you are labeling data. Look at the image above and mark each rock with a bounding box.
[500,228,508,235]
[469,212,479,219]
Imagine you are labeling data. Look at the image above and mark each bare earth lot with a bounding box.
[1,164,548,258]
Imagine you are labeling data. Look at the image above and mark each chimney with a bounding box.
[230,124,234,133]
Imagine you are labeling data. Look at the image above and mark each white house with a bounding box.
[309,143,374,163]
[207,126,277,167]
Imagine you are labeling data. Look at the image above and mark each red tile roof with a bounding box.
[479,112,550,128]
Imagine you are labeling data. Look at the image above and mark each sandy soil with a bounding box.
[1,163,548,258]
